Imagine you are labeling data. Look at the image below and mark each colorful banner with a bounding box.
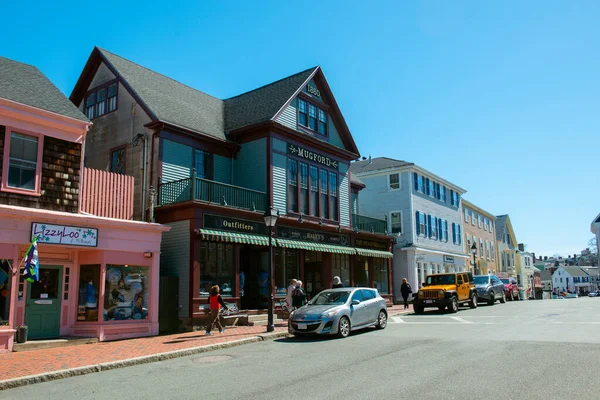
[23,238,39,283]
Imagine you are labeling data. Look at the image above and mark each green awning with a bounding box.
[197,229,272,246]
[276,239,354,255]
[355,248,393,259]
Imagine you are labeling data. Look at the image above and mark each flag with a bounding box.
[23,237,39,283]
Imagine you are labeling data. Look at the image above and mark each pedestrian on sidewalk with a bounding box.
[400,278,412,310]
[332,276,344,289]
[206,285,229,336]
[292,280,307,310]
[286,279,297,311]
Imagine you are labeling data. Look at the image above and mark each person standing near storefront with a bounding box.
[400,278,412,310]
[286,279,297,311]
[206,285,229,336]
[332,276,344,289]
[292,280,307,310]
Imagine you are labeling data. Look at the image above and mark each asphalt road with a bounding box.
[4,298,600,400]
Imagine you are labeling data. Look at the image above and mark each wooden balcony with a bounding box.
[352,213,387,235]
[159,176,267,212]
[81,168,134,219]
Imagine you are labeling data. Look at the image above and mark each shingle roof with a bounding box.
[0,56,87,121]
[495,215,508,241]
[349,171,365,187]
[540,270,552,281]
[562,266,589,277]
[98,48,225,140]
[224,67,317,132]
[349,157,413,174]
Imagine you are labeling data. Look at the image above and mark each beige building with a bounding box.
[462,200,498,275]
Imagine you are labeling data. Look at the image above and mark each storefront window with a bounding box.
[104,265,149,321]
[0,260,12,324]
[78,265,100,321]
[274,249,299,296]
[372,259,389,294]
[199,242,235,297]
[331,254,350,288]
[353,256,369,287]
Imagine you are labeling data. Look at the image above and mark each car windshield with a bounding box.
[473,276,490,285]
[309,290,351,305]
[500,279,510,284]
[426,275,455,285]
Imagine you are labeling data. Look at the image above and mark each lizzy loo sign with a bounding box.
[31,223,98,247]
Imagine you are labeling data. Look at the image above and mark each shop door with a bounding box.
[26,265,62,339]
[304,263,322,300]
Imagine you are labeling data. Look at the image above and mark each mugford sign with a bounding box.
[288,144,339,169]
[31,223,98,247]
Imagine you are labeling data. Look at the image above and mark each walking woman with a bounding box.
[400,278,412,310]
[206,285,229,336]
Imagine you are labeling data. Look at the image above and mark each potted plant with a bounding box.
[16,325,28,343]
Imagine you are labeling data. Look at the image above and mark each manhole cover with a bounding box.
[192,355,233,363]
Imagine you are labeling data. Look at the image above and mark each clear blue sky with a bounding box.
[1,1,598,257]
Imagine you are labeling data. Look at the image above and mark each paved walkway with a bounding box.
[0,306,410,385]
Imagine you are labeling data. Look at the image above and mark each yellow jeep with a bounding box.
[413,272,478,314]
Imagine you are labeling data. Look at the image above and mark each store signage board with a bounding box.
[203,214,267,235]
[31,223,98,247]
[355,239,389,251]
[278,227,349,246]
[444,255,455,264]
[287,144,339,169]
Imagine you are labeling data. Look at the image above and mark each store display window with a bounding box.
[0,260,11,325]
[104,265,149,321]
[372,259,389,294]
[199,242,235,297]
[274,248,299,295]
[78,264,100,321]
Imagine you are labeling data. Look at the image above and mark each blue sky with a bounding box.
[1,0,598,257]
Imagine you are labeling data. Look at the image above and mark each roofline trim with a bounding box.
[461,199,497,220]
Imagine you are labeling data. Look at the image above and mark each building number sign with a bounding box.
[288,144,338,169]
[307,84,321,97]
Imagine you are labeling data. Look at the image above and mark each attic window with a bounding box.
[86,80,118,120]
[298,98,327,136]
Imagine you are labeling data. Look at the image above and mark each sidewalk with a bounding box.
[0,306,411,390]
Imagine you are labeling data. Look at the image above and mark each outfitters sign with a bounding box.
[288,144,339,169]
[278,227,349,246]
[203,214,266,235]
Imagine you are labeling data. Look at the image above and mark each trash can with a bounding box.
[16,326,28,343]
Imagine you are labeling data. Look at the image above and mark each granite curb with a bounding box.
[0,331,290,391]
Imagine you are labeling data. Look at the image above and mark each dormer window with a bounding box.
[298,98,327,136]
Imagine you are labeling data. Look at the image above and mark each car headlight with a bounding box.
[438,290,444,296]
[321,310,340,319]
[418,290,424,298]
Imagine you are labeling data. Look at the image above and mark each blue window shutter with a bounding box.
[413,173,418,191]
[452,223,456,244]
[427,215,431,237]
[438,218,442,239]
[445,220,449,242]
[443,187,447,202]
[416,211,420,235]
[458,225,462,245]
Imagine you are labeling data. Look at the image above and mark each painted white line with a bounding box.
[391,316,406,323]
[449,316,474,324]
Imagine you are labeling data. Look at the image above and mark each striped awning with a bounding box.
[355,248,394,259]
[276,239,355,255]
[197,229,272,246]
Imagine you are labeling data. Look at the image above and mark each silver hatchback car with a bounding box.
[288,288,387,338]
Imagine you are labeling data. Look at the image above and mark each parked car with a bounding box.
[474,275,506,305]
[565,293,578,299]
[588,292,599,297]
[413,272,478,314]
[288,288,387,338]
[500,277,520,300]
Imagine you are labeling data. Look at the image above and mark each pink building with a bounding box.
[0,56,169,352]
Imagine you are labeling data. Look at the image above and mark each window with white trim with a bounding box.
[478,214,482,228]
[389,173,400,190]
[390,211,402,234]
[298,98,327,136]
[465,208,470,222]
[484,218,488,231]
[4,131,42,192]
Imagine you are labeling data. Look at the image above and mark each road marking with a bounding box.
[449,316,474,324]
[390,316,405,323]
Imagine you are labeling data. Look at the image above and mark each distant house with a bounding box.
[552,266,594,295]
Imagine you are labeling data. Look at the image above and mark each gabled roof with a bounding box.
[540,270,552,281]
[0,56,88,122]
[560,266,589,278]
[495,215,508,241]
[350,157,413,174]
[349,171,365,188]
[224,67,317,132]
[461,200,496,220]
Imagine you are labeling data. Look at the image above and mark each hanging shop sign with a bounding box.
[203,214,267,235]
[278,227,349,246]
[31,223,98,247]
[443,255,455,264]
[287,144,339,169]
[355,239,389,251]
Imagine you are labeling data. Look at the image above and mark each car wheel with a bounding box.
[469,294,478,309]
[376,310,387,329]
[337,316,351,338]
[414,306,424,314]
[487,292,495,306]
[449,296,458,313]
[500,292,506,303]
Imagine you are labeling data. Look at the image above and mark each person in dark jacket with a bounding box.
[206,285,229,336]
[291,280,307,310]
[332,276,344,289]
[400,278,412,309]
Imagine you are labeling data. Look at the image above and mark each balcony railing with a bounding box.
[352,213,387,235]
[159,176,267,212]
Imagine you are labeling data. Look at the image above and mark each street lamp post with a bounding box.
[263,207,279,333]
[471,242,478,275]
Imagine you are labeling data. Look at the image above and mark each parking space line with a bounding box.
[390,316,405,323]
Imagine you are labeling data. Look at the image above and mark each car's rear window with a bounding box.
[473,276,489,285]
